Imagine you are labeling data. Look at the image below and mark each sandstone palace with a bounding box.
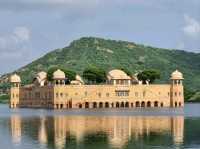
[9,69,184,109]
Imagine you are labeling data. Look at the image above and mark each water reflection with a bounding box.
[10,115,21,144]
[9,115,185,149]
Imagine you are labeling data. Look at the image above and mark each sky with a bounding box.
[0,0,199,74]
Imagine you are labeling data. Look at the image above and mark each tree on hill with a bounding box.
[83,66,106,84]
[47,67,76,83]
[137,70,160,84]
[118,67,132,76]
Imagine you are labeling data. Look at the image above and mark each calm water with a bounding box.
[0,104,200,149]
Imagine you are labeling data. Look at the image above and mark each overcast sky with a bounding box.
[0,0,199,74]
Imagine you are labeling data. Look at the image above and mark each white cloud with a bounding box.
[13,27,30,42]
[0,26,31,58]
[183,14,200,38]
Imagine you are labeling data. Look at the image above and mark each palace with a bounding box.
[9,69,184,109]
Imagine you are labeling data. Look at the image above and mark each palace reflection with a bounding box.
[10,115,184,148]
[10,115,21,144]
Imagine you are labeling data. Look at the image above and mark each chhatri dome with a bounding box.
[171,70,184,80]
[35,71,47,86]
[75,75,84,84]
[71,75,84,85]
[36,71,47,82]
[10,74,21,83]
[107,69,131,80]
[53,69,65,80]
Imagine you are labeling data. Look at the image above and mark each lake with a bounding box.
[0,104,200,149]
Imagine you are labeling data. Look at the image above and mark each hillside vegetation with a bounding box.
[1,37,200,100]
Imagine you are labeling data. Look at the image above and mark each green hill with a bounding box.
[2,37,200,93]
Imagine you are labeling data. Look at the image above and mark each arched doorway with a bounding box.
[175,102,177,107]
[131,103,134,108]
[179,102,182,107]
[121,102,124,108]
[60,104,63,109]
[147,101,151,107]
[68,100,72,108]
[154,101,158,107]
[125,102,129,108]
[136,101,140,107]
[141,101,145,107]
[111,103,114,108]
[161,102,164,107]
[99,102,103,108]
[79,104,82,109]
[116,102,120,108]
[85,102,89,108]
[93,102,97,108]
[105,102,109,108]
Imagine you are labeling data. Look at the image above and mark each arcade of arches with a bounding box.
[55,101,182,109]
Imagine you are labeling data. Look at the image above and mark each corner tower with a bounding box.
[170,70,184,107]
[10,74,21,108]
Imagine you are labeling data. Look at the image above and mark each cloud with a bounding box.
[0,0,99,12]
[183,14,200,38]
[0,26,31,59]
[13,27,30,42]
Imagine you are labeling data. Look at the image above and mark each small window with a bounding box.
[179,92,181,96]
[116,91,129,96]
[135,92,138,97]
[175,92,177,96]
[75,92,78,95]
[143,91,146,97]
[85,92,87,96]
[98,93,101,97]
[56,93,59,98]
[106,93,109,97]
[65,93,68,97]
[60,93,63,97]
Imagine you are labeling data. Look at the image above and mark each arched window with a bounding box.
[116,102,120,108]
[141,101,145,107]
[85,102,89,108]
[93,102,97,108]
[99,102,103,108]
[175,102,177,107]
[125,102,129,108]
[147,101,151,107]
[136,101,140,107]
[105,102,109,108]
[154,101,158,107]
[121,102,124,108]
